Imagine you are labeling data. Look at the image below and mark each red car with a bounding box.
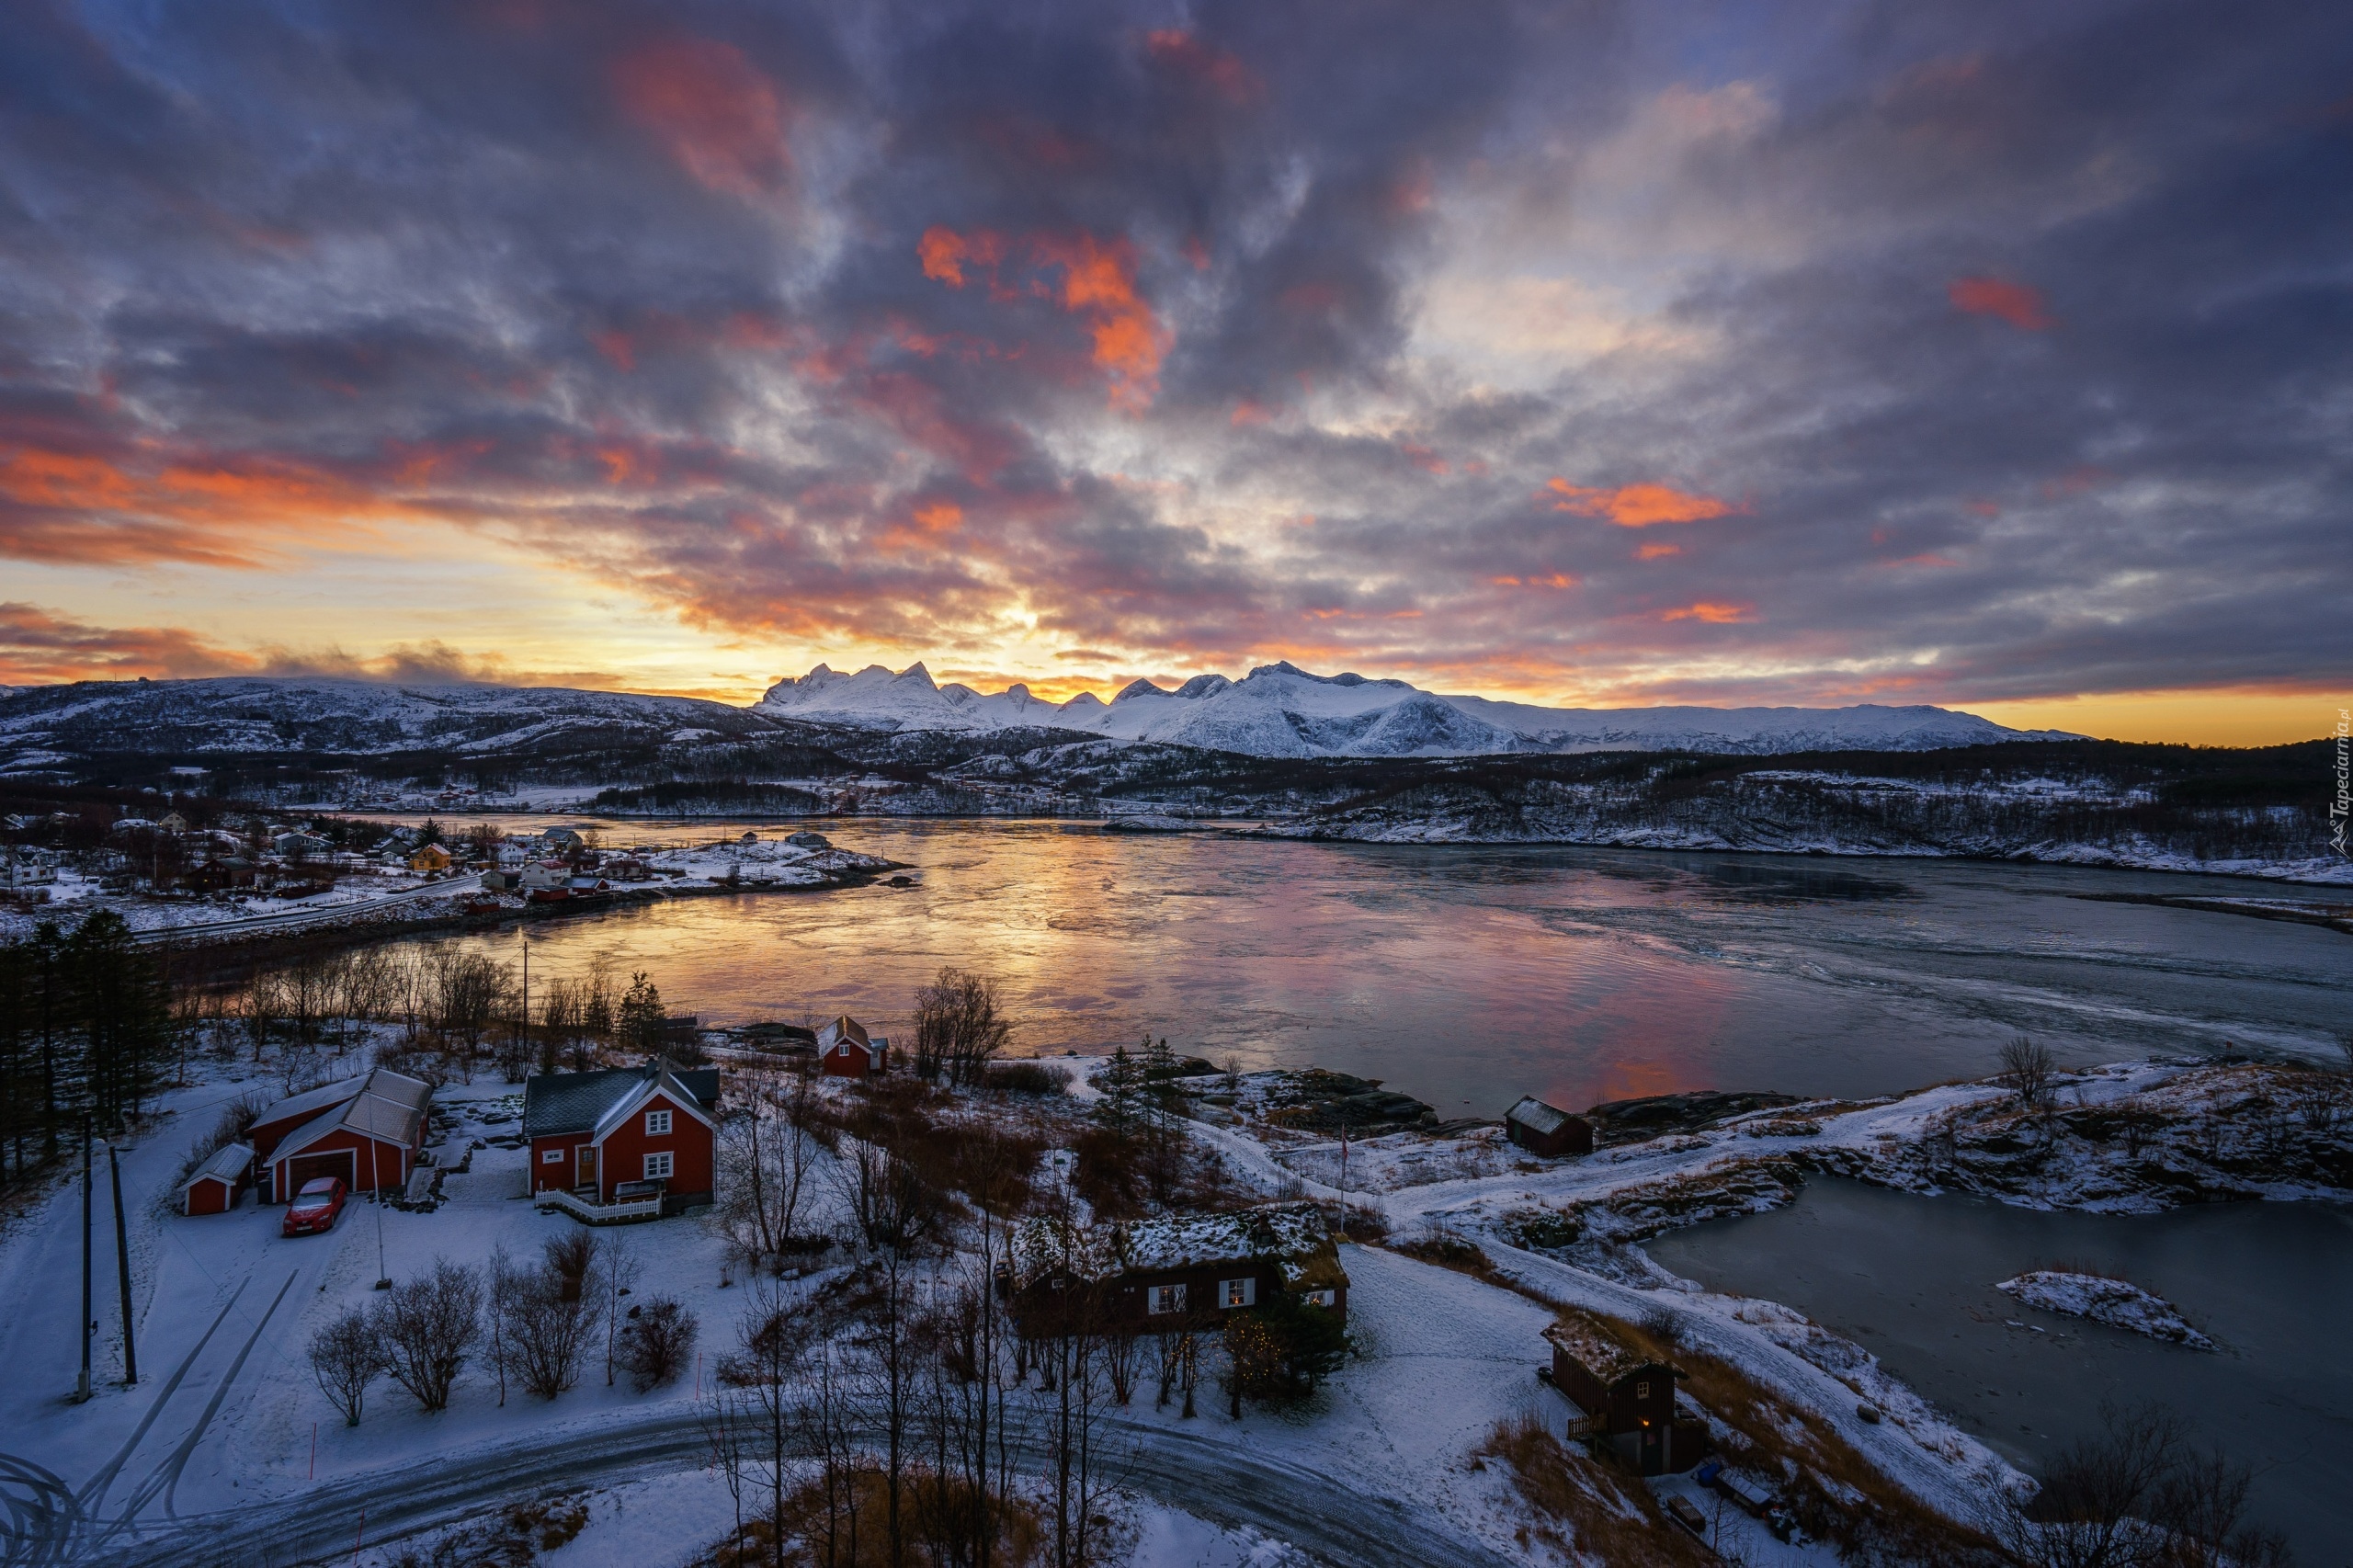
[282,1176,348,1236]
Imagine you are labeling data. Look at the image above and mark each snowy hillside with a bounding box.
[0,676,785,770]
[758,660,2066,757]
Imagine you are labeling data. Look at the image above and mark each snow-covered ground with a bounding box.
[6,1043,2334,1565]
[1994,1271,2216,1350]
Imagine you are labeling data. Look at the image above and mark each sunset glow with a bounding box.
[0,1,2340,744]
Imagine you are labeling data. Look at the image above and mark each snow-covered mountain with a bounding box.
[757,661,2071,757]
[0,676,784,769]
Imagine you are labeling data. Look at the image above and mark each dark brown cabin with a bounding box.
[1006,1202,1348,1338]
[1544,1312,1708,1475]
[1506,1096,1594,1157]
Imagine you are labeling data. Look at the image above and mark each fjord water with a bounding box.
[1647,1181,2353,1561]
[421,818,2345,1111]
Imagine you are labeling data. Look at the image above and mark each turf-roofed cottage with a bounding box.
[1544,1308,1710,1476]
[247,1068,434,1202]
[1005,1202,1347,1335]
[524,1057,719,1215]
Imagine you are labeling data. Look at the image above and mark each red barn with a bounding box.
[180,1141,255,1215]
[1506,1096,1594,1158]
[816,1016,886,1078]
[523,1057,719,1217]
[254,1068,433,1203]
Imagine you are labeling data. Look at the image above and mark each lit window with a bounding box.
[646,1109,672,1136]
[1220,1277,1256,1309]
[541,1149,563,1164]
[1304,1289,1336,1308]
[643,1152,674,1180]
[1147,1283,1188,1315]
[1636,1381,1650,1400]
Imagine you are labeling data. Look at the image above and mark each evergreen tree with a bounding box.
[1095,1045,1144,1139]
[617,971,666,1053]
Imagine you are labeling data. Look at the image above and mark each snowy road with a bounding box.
[53,1407,1513,1568]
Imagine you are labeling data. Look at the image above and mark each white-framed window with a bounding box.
[541,1148,563,1164]
[1219,1277,1256,1309]
[1303,1289,1337,1308]
[645,1108,672,1137]
[643,1152,675,1180]
[1146,1283,1187,1315]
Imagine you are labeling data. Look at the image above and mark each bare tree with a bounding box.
[1989,1403,2184,1568]
[2154,1447,2292,1568]
[2001,1036,2061,1110]
[719,1075,823,1269]
[307,1306,381,1426]
[372,1257,482,1413]
[912,967,1012,1087]
[602,1233,642,1386]
[834,1136,938,1250]
[502,1238,604,1400]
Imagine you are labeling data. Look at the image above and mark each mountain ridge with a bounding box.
[756,659,2074,756]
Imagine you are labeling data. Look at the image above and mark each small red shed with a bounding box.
[816,1016,886,1078]
[523,1058,720,1215]
[1544,1311,1708,1475]
[181,1141,255,1215]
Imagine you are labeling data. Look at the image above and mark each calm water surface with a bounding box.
[411,818,2347,1114]
[1648,1181,2353,1563]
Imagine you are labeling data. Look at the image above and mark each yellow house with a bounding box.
[407,843,453,872]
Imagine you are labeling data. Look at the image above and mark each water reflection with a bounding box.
[397,818,2348,1114]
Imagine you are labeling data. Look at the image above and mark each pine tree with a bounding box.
[1095,1045,1143,1139]
[617,971,665,1054]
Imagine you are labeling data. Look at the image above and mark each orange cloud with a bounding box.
[0,602,259,683]
[1949,276,2053,331]
[1492,573,1577,589]
[919,226,1005,288]
[1230,400,1272,426]
[1032,233,1171,410]
[1635,542,1682,560]
[1143,30,1259,103]
[0,444,408,567]
[1548,478,1735,527]
[613,38,790,199]
[1658,601,1752,623]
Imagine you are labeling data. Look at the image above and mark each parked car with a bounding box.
[282,1176,348,1236]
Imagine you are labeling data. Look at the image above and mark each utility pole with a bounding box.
[519,938,529,1071]
[373,1192,391,1291]
[108,1142,136,1383]
[75,1119,92,1402]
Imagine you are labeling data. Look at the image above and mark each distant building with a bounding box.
[407,843,453,872]
[480,869,522,892]
[518,861,570,892]
[1543,1310,1708,1475]
[155,812,189,835]
[1506,1096,1593,1157]
[1006,1202,1349,1337]
[816,1016,886,1078]
[273,830,329,857]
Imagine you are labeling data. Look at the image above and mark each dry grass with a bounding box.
[1390,1233,1504,1282]
[695,1471,1045,1568]
[1477,1411,1711,1567]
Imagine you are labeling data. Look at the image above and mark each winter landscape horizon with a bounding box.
[3,1,2347,1565]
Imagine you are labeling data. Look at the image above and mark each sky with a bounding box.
[0,0,2347,745]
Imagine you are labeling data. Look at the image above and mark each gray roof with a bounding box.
[252,1075,368,1135]
[1506,1096,1574,1136]
[524,1059,720,1139]
[816,1016,871,1052]
[271,1069,433,1164]
[182,1141,254,1191]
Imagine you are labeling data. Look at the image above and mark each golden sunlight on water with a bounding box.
[412,819,2347,1116]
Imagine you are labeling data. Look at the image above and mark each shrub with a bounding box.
[372,1258,482,1413]
[983,1061,1070,1096]
[619,1297,699,1392]
[307,1305,381,1426]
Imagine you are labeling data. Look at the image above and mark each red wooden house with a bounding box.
[523,1057,720,1217]
[250,1069,434,1202]
[1506,1096,1594,1157]
[816,1016,887,1078]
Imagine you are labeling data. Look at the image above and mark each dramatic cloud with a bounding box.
[0,0,2343,721]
